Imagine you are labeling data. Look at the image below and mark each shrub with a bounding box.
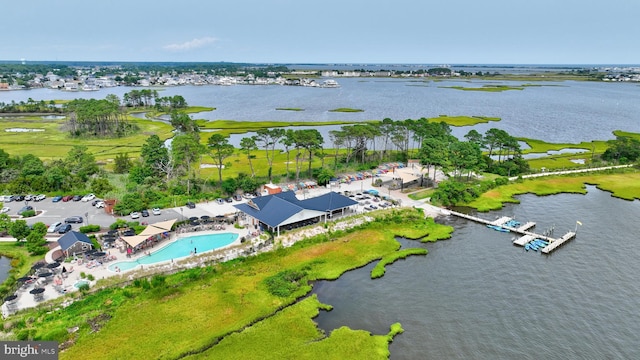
[21,210,36,218]
[264,269,307,297]
[79,224,101,233]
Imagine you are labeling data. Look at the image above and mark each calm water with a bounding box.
[1,78,639,145]
[0,256,10,283]
[312,186,640,359]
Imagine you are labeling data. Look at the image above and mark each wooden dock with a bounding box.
[541,232,576,254]
[447,210,575,253]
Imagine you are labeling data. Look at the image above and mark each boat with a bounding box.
[487,224,510,232]
[529,242,539,251]
[524,243,531,251]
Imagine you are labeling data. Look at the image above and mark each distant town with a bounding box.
[0,62,639,91]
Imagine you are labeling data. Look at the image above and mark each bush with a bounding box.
[264,269,307,297]
[21,210,36,217]
[79,224,101,233]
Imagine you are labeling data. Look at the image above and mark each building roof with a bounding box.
[300,191,358,211]
[234,191,358,228]
[57,231,93,251]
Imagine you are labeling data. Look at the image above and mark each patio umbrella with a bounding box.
[93,252,106,258]
[31,263,45,270]
[17,276,33,283]
[38,272,53,278]
[108,229,119,235]
[46,262,61,269]
[4,294,17,302]
[29,288,45,295]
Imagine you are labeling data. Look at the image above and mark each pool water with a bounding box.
[109,233,238,272]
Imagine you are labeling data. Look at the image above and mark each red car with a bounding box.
[62,195,74,202]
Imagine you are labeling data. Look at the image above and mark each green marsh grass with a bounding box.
[371,248,427,279]
[467,168,640,211]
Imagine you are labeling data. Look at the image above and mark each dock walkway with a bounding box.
[446,210,575,254]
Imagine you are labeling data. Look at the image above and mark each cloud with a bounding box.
[163,37,218,51]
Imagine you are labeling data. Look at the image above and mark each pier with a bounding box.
[446,210,576,254]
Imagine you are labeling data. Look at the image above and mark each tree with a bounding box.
[65,145,98,181]
[170,111,199,133]
[239,136,258,177]
[293,129,323,179]
[281,130,296,179]
[9,219,30,241]
[172,134,204,177]
[114,153,132,174]
[140,135,169,176]
[254,128,285,182]
[91,177,114,195]
[316,168,335,186]
[207,133,235,185]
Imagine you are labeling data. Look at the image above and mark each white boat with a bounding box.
[321,79,340,88]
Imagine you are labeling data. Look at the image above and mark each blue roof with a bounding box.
[234,191,357,228]
[300,192,358,211]
[57,231,93,251]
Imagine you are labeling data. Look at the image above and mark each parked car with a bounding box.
[215,198,224,205]
[233,194,243,201]
[141,209,149,217]
[225,197,233,203]
[34,194,46,201]
[14,195,25,201]
[57,224,72,234]
[64,216,84,223]
[47,221,62,233]
[81,193,96,202]
[72,195,82,202]
[186,201,196,209]
[18,205,33,215]
[24,195,33,201]
[152,208,161,216]
[130,212,140,219]
[52,195,63,202]
[62,195,73,202]
[1,207,9,214]
[95,201,105,209]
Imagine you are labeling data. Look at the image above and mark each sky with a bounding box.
[2,0,639,65]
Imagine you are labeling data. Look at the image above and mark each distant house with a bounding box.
[57,231,94,257]
[233,191,358,236]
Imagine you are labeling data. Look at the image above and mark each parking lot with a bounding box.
[3,196,248,237]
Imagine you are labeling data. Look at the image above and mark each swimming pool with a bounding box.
[109,233,238,272]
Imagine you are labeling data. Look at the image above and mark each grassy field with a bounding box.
[428,115,500,126]
[0,115,173,161]
[467,168,640,211]
[0,210,452,360]
[275,108,304,111]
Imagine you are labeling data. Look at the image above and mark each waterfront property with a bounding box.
[234,191,358,236]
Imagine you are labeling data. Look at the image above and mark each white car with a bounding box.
[130,211,140,219]
[152,208,161,216]
[35,194,46,201]
[1,207,9,214]
[47,221,62,233]
[95,201,105,209]
[81,193,96,202]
